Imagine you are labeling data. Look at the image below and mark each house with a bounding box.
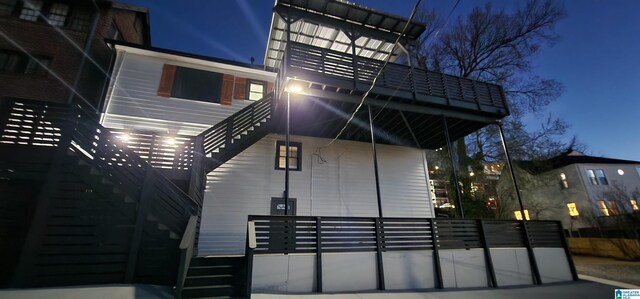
[0,0,150,112]
[499,150,640,234]
[0,0,577,298]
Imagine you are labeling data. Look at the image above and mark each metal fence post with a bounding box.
[316,217,323,293]
[374,218,386,290]
[430,218,443,289]
[478,220,498,288]
[558,221,579,281]
[522,220,542,285]
[124,166,155,282]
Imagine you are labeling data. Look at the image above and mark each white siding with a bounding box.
[198,134,434,255]
[101,50,274,135]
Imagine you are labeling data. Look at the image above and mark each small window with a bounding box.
[0,50,50,76]
[247,81,265,101]
[134,13,143,33]
[586,169,598,185]
[608,201,620,216]
[567,202,579,217]
[595,169,608,185]
[172,66,223,103]
[559,172,569,189]
[0,0,16,16]
[275,141,301,171]
[630,199,639,212]
[69,7,92,31]
[514,210,530,220]
[19,0,42,21]
[46,2,69,26]
[636,167,640,177]
[598,200,609,216]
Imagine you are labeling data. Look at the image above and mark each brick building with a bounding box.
[0,0,150,112]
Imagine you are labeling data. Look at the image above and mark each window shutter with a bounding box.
[220,74,234,105]
[234,77,246,100]
[157,64,176,97]
[267,82,274,94]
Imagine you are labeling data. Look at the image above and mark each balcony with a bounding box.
[281,42,509,119]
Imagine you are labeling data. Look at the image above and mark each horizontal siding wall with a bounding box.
[101,50,274,135]
[199,134,434,255]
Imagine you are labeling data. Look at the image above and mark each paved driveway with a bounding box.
[254,280,616,299]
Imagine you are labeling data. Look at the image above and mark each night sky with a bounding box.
[121,0,640,162]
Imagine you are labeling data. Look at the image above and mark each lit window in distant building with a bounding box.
[47,2,69,26]
[514,210,530,220]
[567,202,579,217]
[630,199,639,212]
[598,200,609,216]
[560,172,569,189]
[0,0,16,16]
[247,81,265,101]
[19,0,42,21]
[69,7,92,31]
[608,201,620,216]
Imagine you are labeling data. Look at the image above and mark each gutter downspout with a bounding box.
[67,0,101,112]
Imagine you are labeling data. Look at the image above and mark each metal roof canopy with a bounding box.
[264,0,426,69]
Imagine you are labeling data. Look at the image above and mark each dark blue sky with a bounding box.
[122,0,640,162]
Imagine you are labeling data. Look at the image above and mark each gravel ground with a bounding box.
[573,255,640,286]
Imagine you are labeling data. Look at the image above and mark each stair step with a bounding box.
[187,265,240,277]
[190,257,245,267]
[184,274,235,287]
[181,285,235,298]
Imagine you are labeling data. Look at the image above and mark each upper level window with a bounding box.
[247,81,265,101]
[567,202,579,217]
[0,50,50,76]
[587,169,608,185]
[514,209,530,221]
[19,0,42,21]
[597,200,609,216]
[0,0,16,16]
[171,66,223,103]
[637,167,640,177]
[559,172,569,189]
[275,141,301,171]
[69,6,92,31]
[46,2,69,26]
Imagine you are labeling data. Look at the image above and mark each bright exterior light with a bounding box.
[165,137,176,146]
[287,84,303,94]
[434,166,439,170]
[117,133,130,143]
[469,171,475,177]
[560,172,566,180]
[618,169,625,175]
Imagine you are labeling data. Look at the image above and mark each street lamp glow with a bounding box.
[117,133,130,143]
[287,84,303,94]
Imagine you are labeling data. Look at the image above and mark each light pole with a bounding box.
[284,84,302,216]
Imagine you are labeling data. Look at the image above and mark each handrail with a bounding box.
[175,215,199,299]
[200,92,274,158]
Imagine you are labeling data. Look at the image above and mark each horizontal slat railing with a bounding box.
[201,93,274,159]
[286,41,508,113]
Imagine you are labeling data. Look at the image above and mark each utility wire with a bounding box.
[323,0,423,147]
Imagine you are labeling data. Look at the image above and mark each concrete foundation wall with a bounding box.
[489,248,534,286]
[439,249,489,288]
[382,250,435,290]
[252,254,317,293]
[533,248,574,283]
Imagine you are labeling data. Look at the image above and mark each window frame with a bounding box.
[46,2,69,27]
[630,198,639,212]
[597,200,610,216]
[18,0,43,22]
[514,209,530,220]
[170,66,224,103]
[595,169,608,185]
[0,49,50,76]
[559,172,569,189]
[246,79,266,101]
[275,140,302,171]
[0,0,17,16]
[567,202,579,217]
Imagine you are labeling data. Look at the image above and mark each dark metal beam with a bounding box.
[369,105,383,218]
[442,116,464,218]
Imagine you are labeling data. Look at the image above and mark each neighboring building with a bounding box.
[0,0,576,296]
[499,150,640,231]
[0,0,150,112]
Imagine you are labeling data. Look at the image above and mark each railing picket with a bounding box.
[316,217,323,293]
[374,218,385,290]
[479,220,498,288]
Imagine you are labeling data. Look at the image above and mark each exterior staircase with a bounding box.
[180,256,247,299]
[200,92,274,172]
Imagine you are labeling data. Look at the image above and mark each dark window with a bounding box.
[595,169,608,185]
[270,198,297,216]
[46,2,68,26]
[247,80,265,101]
[0,0,16,16]
[275,141,301,171]
[134,13,143,33]
[18,0,42,21]
[69,6,92,31]
[0,50,50,76]
[171,67,223,103]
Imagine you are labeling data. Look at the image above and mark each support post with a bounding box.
[496,121,527,219]
[284,92,291,215]
[125,166,156,282]
[374,218,385,290]
[521,221,542,285]
[245,220,255,298]
[429,218,443,289]
[369,105,383,217]
[442,116,464,218]
[315,217,323,292]
[478,220,498,287]
[558,221,579,281]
